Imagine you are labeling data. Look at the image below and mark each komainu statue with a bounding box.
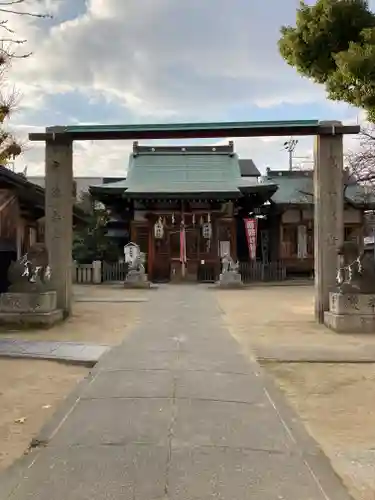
[7,243,52,292]
[128,251,146,275]
[336,241,375,294]
[221,253,239,274]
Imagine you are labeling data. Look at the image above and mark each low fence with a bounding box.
[72,260,129,284]
[72,261,101,284]
[196,261,286,283]
[197,263,220,283]
[239,261,286,283]
[72,260,287,284]
[102,261,128,282]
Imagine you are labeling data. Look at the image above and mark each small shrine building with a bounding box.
[90,142,277,282]
[90,141,371,282]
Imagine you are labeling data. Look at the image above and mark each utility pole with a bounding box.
[283,138,298,170]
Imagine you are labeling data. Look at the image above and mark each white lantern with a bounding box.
[202,222,212,239]
[154,218,164,239]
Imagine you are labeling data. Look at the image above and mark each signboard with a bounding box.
[219,240,230,258]
[244,218,258,260]
[124,242,140,264]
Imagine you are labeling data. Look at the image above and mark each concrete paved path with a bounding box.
[1,286,351,500]
[0,339,109,365]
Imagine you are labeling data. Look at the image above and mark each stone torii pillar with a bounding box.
[45,136,74,317]
[314,121,344,323]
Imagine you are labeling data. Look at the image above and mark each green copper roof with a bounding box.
[30,120,360,142]
[89,144,279,199]
[265,171,375,206]
[124,148,241,197]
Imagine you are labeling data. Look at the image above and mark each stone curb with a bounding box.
[0,353,97,367]
[258,356,375,364]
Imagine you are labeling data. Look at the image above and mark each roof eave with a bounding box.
[239,184,278,196]
[89,185,127,196]
[122,191,242,200]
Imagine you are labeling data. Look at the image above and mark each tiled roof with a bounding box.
[125,149,241,195]
[265,170,375,206]
[91,144,247,198]
[239,159,260,177]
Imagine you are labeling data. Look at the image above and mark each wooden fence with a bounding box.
[102,261,128,282]
[196,261,286,283]
[239,261,286,283]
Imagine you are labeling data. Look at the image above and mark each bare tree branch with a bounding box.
[0,0,51,18]
[0,20,15,33]
[0,1,49,166]
[0,0,51,58]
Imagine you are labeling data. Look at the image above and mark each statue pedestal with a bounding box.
[324,292,375,333]
[0,291,63,328]
[123,271,151,289]
[217,272,243,288]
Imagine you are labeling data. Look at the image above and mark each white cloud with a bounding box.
[9,0,328,114]
[4,0,365,175]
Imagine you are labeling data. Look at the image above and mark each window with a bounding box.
[281,225,298,258]
[344,225,359,243]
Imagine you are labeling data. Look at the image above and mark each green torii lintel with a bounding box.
[28,120,360,142]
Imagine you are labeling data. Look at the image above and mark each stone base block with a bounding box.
[217,272,243,288]
[324,311,375,333]
[123,280,151,289]
[0,291,57,314]
[329,292,375,316]
[0,309,63,329]
[124,272,151,289]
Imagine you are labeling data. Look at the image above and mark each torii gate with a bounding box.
[29,119,360,322]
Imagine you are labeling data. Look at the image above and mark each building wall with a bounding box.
[0,188,41,256]
[279,206,364,275]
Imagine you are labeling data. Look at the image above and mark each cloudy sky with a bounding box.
[4,0,371,176]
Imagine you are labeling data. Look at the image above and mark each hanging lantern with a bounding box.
[207,212,211,223]
[202,222,212,239]
[192,213,196,226]
[154,218,164,239]
[172,213,175,225]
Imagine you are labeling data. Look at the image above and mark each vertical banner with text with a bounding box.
[244,218,258,260]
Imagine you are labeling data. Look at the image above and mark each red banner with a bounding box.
[244,218,258,260]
